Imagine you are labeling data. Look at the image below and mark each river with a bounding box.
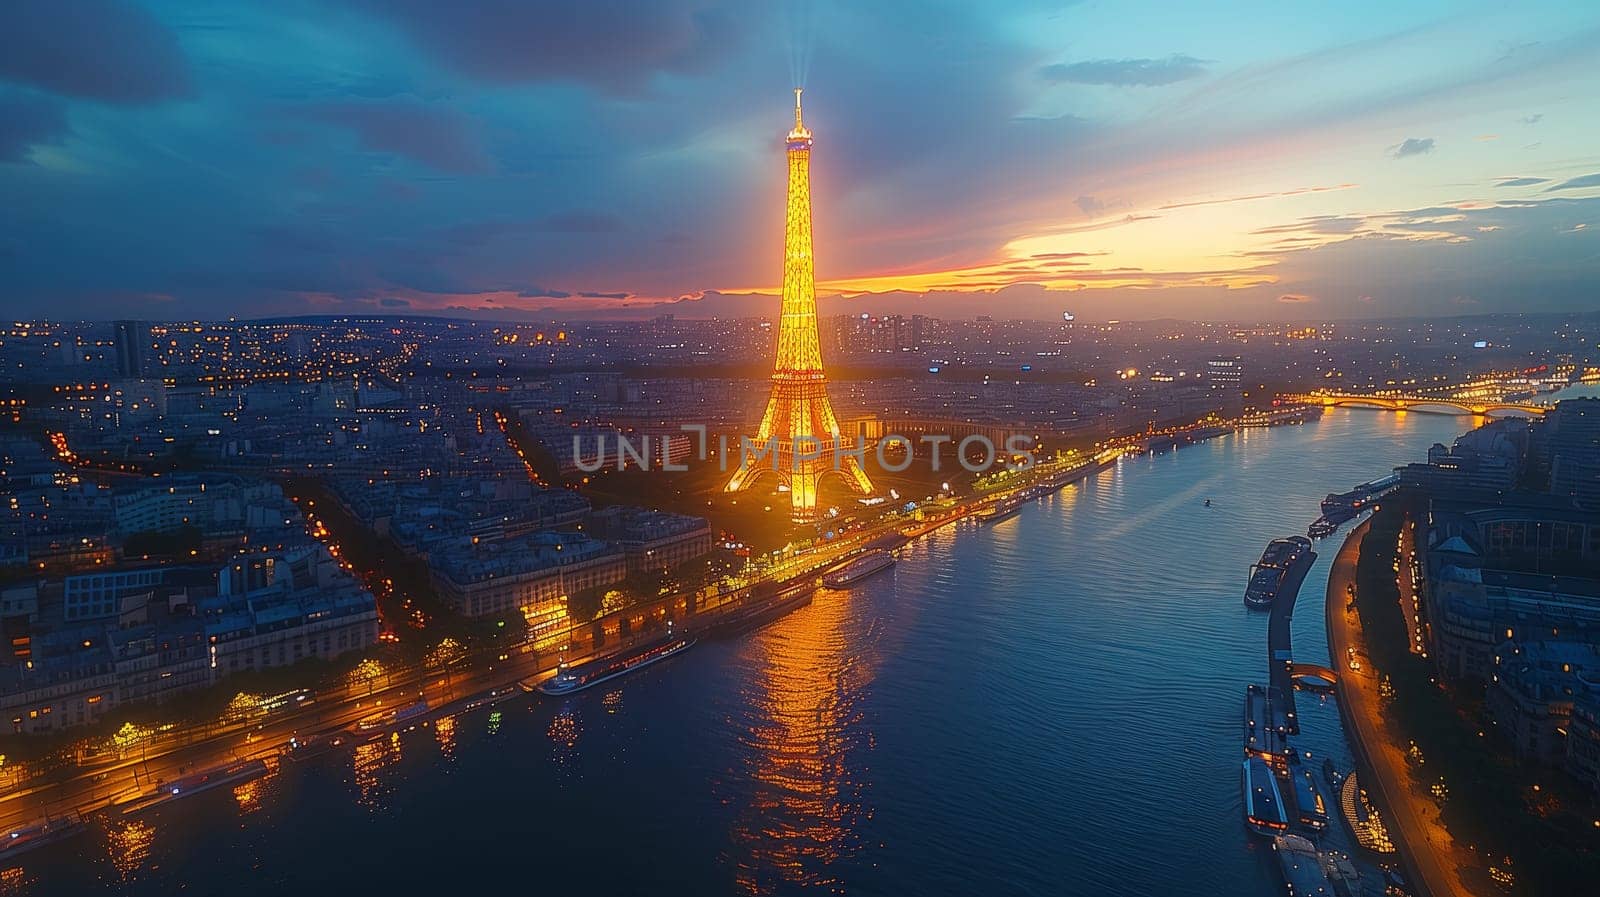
[16,408,1476,896]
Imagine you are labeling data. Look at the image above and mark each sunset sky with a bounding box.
[3,1,1598,321]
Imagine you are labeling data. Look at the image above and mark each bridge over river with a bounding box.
[1283,392,1548,417]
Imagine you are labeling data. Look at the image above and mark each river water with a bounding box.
[20,408,1473,896]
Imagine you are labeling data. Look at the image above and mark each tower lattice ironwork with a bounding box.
[725,89,873,520]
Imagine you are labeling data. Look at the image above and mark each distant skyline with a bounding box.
[2,1,1599,321]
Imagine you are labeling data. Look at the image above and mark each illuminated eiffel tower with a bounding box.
[725,89,873,521]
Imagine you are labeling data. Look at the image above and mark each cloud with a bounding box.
[579,291,630,300]
[1040,54,1210,87]
[299,99,490,173]
[520,288,572,299]
[347,0,745,94]
[1254,216,1366,236]
[1495,176,1549,187]
[1277,293,1313,303]
[1521,113,1543,124]
[1074,195,1106,216]
[0,93,68,162]
[0,0,191,103]
[1391,137,1435,158]
[378,297,411,308]
[1156,184,1357,211]
[1545,173,1600,192]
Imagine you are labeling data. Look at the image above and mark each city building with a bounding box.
[1206,355,1244,416]
[1565,684,1600,792]
[1396,418,1530,495]
[1537,398,1600,510]
[1487,639,1600,763]
[429,531,627,631]
[0,544,378,733]
[1428,564,1600,683]
[112,320,148,378]
[589,507,714,575]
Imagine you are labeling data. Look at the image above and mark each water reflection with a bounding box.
[434,715,457,761]
[352,733,401,809]
[105,820,155,883]
[727,585,880,894]
[0,866,32,895]
[233,777,263,815]
[548,706,581,774]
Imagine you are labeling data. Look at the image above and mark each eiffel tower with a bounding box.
[725,90,873,521]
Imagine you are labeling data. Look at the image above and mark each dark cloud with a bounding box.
[0,93,68,162]
[299,99,490,173]
[1391,137,1435,158]
[1520,113,1543,124]
[347,1,745,93]
[1495,176,1549,187]
[379,297,411,308]
[0,0,190,103]
[1040,55,1209,87]
[1277,293,1313,303]
[2,2,1596,322]
[1544,172,1600,192]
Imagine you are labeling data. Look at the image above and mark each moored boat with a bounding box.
[120,760,270,816]
[1273,834,1336,896]
[1290,756,1329,833]
[977,494,1027,524]
[536,633,695,696]
[706,587,813,638]
[1243,757,1290,836]
[1245,565,1286,609]
[354,700,429,735]
[822,550,896,588]
[1245,537,1313,608]
[0,814,88,859]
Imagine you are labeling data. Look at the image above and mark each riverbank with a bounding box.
[0,440,1126,840]
[1325,517,1475,897]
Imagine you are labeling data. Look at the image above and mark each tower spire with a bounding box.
[794,87,803,129]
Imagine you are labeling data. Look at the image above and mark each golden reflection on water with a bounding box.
[232,777,263,815]
[434,715,457,761]
[547,706,581,774]
[106,820,155,883]
[728,583,880,895]
[352,732,402,809]
[0,866,32,895]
